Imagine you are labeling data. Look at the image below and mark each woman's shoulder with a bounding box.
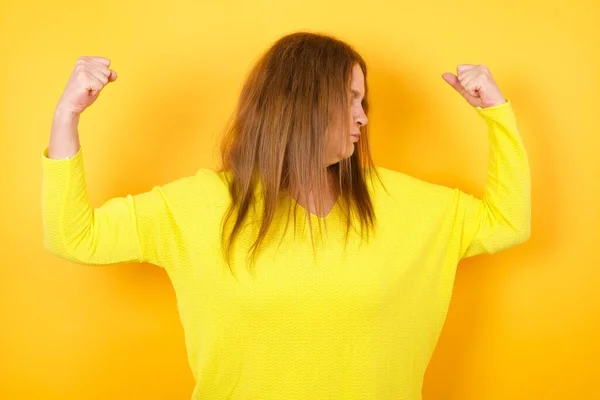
[192,168,232,201]
[194,168,232,189]
[369,166,456,201]
[149,168,232,210]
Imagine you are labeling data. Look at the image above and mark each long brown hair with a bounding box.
[219,31,379,270]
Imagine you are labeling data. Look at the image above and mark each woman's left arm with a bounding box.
[443,64,532,259]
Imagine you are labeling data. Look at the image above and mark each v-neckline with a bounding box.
[292,195,340,220]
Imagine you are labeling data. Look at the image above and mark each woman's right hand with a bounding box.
[55,56,117,116]
[48,57,117,159]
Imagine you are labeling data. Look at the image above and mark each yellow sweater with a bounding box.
[42,100,530,399]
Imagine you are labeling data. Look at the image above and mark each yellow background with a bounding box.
[1,0,599,398]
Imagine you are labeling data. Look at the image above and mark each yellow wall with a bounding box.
[1,0,598,398]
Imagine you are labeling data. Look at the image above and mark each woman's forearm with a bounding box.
[48,111,81,159]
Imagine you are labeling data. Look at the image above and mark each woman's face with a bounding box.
[324,64,368,166]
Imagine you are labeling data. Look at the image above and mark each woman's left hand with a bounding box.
[442,64,507,108]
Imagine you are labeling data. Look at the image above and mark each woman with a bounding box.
[42,32,530,399]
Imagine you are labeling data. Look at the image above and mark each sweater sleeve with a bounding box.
[41,147,198,269]
[456,100,531,259]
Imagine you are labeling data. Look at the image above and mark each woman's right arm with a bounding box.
[43,145,145,265]
[43,57,189,268]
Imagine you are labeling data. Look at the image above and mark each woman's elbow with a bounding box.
[511,214,532,246]
[521,219,532,243]
[42,224,94,265]
[43,236,86,265]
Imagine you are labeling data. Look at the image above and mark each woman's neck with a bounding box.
[290,173,338,217]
